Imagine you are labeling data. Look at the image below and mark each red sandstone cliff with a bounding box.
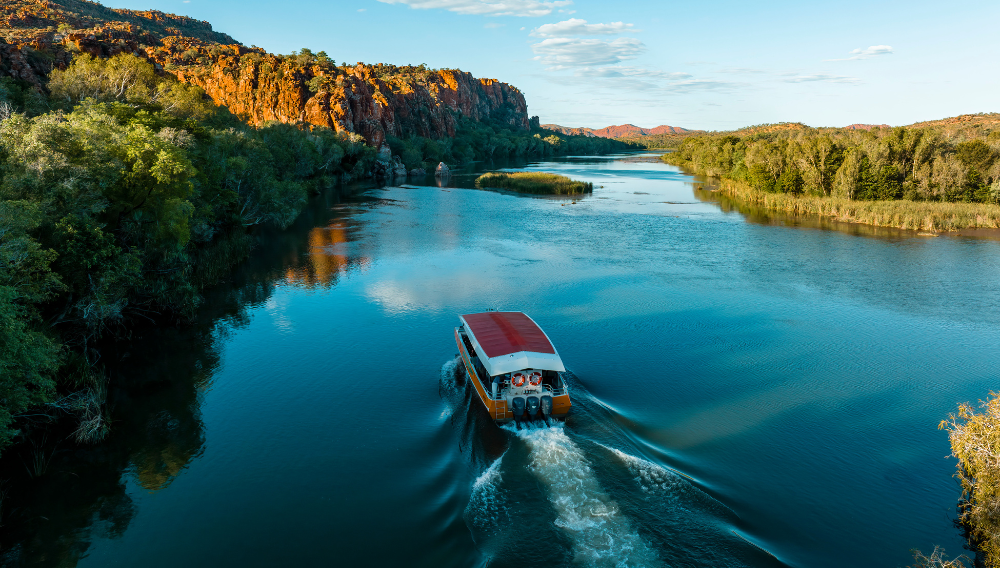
[149,38,528,148]
[0,0,530,147]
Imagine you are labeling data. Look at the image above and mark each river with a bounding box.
[4,153,999,567]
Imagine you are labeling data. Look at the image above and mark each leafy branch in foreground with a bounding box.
[908,546,970,568]
[940,392,1000,567]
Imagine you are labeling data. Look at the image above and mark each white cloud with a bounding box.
[530,18,637,37]
[375,0,572,17]
[660,79,733,93]
[574,66,690,80]
[825,45,893,61]
[715,67,767,75]
[784,73,860,84]
[531,37,645,68]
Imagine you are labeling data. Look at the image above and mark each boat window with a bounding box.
[461,334,477,357]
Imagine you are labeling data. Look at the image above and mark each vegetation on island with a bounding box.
[940,392,1000,568]
[475,171,594,194]
[664,119,1000,230]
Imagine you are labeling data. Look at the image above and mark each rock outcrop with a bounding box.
[150,38,528,148]
[0,0,530,149]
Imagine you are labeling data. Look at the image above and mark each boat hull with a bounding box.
[455,328,571,423]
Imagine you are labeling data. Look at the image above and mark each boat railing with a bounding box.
[491,384,566,400]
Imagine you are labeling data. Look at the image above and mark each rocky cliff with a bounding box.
[148,38,528,147]
[0,0,530,147]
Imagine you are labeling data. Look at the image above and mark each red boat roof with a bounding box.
[461,312,556,359]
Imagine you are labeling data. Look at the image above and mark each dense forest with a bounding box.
[0,51,636,457]
[664,120,1000,203]
[615,132,695,149]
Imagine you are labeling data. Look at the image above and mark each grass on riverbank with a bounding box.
[941,393,1000,567]
[475,172,593,195]
[710,179,1000,232]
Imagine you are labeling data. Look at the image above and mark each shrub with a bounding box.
[940,392,1000,567]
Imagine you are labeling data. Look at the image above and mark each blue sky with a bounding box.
[107,0,998,130]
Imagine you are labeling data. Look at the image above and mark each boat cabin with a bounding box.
[454,311,571,423]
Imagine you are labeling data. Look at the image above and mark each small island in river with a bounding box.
[475,172,594,195]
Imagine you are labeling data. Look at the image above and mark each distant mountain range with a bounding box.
[541,123,697,138]
[843,124,891,131]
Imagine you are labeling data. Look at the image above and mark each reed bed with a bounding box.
[716,179,1000,232]
[475,172,593,195]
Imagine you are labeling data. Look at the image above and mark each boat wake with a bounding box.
[464,452,509,537]
[506,422,665,568]
[442,358,778,567]
[611,447,689,501]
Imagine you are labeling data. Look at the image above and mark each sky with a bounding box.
[105,0,999,130]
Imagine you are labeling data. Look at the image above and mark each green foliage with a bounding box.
[0,53,378,455]
[941,393,1000,567]
[475,171,593,194]
[665,124,1000,203]
[283,48,337,72]
[0,77,48,117]
[0,201,61,449]
[385,121,638,171]
[615,133,694,149]
[49,53,216,119]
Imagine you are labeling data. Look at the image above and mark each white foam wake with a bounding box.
[438,358,463,418]
[466,453,509,534]
[509,423,665,568]
[609,448,686,502]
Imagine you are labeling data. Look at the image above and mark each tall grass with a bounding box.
[940,392,1000,567]
[475,172,593,195]
[713,179,1000,232]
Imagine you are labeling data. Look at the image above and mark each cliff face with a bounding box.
[149,39,528,148]
[0,0,530,147]
[1,0,238,43]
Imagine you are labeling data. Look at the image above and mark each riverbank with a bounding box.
[702,178,1000,233]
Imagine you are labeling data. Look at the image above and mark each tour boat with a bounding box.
[455,311,571,423]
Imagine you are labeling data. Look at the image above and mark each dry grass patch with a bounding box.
[715,179,1000,232]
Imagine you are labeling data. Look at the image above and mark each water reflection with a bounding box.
[0,183,377,567]
[281,221,371,288]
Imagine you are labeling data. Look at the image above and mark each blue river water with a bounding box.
[7,153,1000,567]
